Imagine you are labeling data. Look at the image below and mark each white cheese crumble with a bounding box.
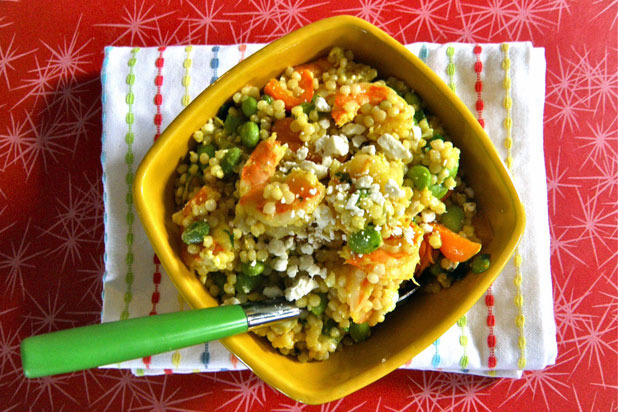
[384,178,405,199]
[285,276,317,301]
[314,96,331,112]
[315,134,349,157]
[296,146,309,161]
[360,144,376,155]
[300,160,329,179]
[377,133,412,162]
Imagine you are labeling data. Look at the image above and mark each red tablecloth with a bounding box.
[1,1,616,411]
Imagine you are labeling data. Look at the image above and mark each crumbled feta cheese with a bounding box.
[345,193,364,216]
[306,264,321,277]
[321,156,333,168]
[314,96,331,112]
[268,239,287,257]
[300,160,328,179]
[300,244,314,254]
[377,133,412,162]
[360,144,376,155]
[296,146,309,161]
[369,183,385,206]
[318,118,330,129]
[262,286,283,298]
[412,125,422,140]
[384,179,405,199]
[299,255,314,271]
[272,257,288,272]
[351,134,367,148]
[341,123,366,136]
[355,175,373,189]
[392,226,403,237]
[421,209,436,223]
[285,276,317,301]
[315,134,349,157]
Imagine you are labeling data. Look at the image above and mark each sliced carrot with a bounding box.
[264,69,314,110]
[432,223,482,262]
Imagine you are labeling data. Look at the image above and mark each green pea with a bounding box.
[348,226,382,254]
[440,204,464,233]
[349,322,371,343]
[221,147,242,175]
[235,273,262,294]
[310,294,328,316]
[181,221,210,244]
[241,96,258,117]
[241,261,265,277]
[471,254,491,273]
[261,94,273,104]
[404,91,421,107]
[430,184,448,199]
[197,143,216,158]
[224,113,243,134]
[301,102,315,114]
[212,272,227,292]
[240,121,260,148]
[407,165,431,190]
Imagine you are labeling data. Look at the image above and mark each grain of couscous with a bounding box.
[172,47,489,361]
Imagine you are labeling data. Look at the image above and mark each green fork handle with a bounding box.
[21,305,249,378]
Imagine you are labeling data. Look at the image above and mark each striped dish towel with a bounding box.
[100,42,556,377]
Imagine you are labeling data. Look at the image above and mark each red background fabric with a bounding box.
[0,1,616,411]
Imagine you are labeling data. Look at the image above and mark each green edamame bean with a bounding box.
[407,165,431,190]
[349,322,371,343]
[221,147,242,175]
[349,226,382,254]
[241,261,265,277]
[240,121,260,148]
[440,204,464,233]
[471,254,491,273]
[181,221,210,245]
[241,96,258,117]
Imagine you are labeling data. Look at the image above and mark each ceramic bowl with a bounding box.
[134,15,525,404]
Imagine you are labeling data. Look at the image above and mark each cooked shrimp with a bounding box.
[239,169,325,228]
[331,83,390,126]
[239,136,286,197]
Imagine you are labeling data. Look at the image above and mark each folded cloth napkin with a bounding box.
[101,42,556,378]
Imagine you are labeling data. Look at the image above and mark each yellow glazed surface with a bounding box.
[134,15,525,404]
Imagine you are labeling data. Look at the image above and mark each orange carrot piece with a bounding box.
[264,69,314,110]
[432,223,482,262]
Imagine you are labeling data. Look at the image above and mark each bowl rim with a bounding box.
[134,15,526,404]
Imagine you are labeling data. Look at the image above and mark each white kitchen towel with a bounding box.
[100,42,556,378]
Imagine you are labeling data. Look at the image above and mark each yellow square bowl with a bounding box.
[133,15,525,405]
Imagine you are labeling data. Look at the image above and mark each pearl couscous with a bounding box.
[172,47,490,361]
